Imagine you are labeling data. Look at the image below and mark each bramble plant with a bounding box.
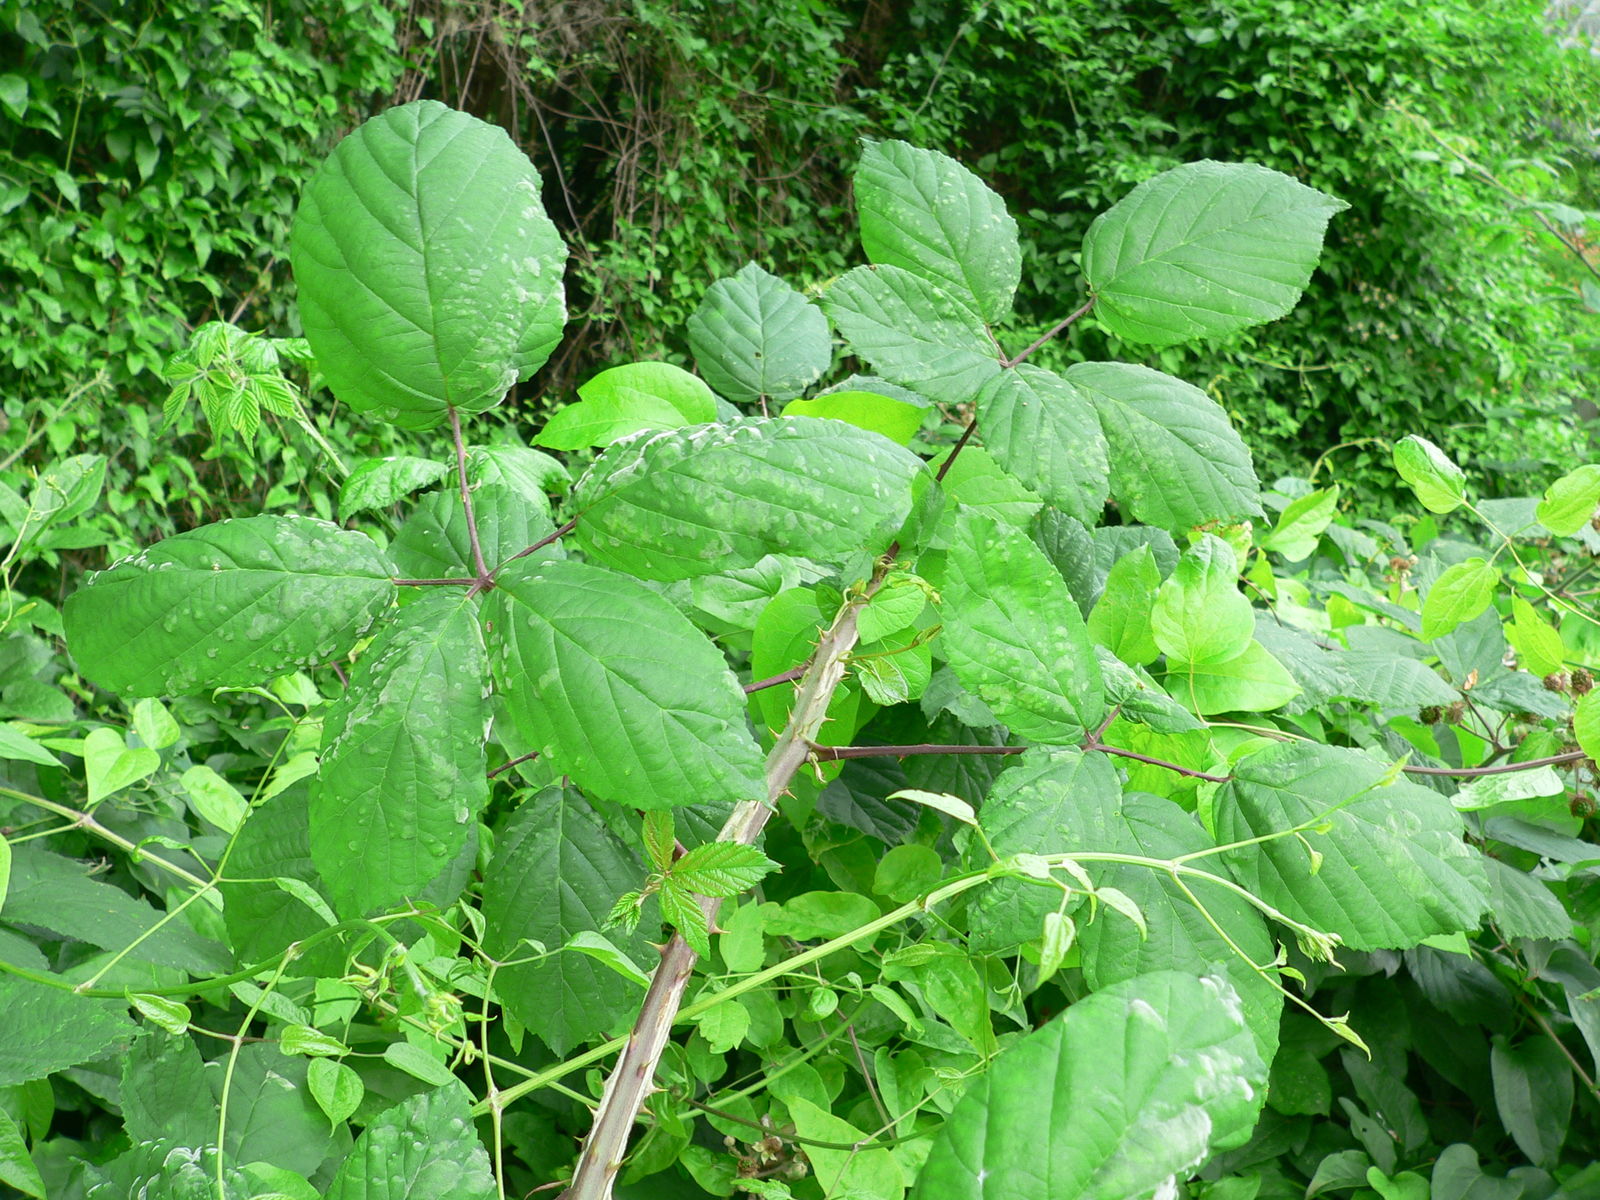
[3,99,1600,1198]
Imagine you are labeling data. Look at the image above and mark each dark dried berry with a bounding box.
[1420,706,1443,725]
[1572,792,1597,819]
[1572,668,1594,696]
[1544,672,1571,693]
[1446,701,1468,725]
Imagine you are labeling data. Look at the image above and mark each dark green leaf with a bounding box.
[688,262,832,403]
[0,972,136,1087]
[120,1033,213,1150]
[1490,1036,1571,1168]
[63,515,393,697]
[291,101,566,430]
[481,787,654,1054]
[311,591,490,916]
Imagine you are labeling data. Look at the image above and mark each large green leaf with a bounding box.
[86,1142,252,1200]
[324,1083,495,1200]
[1082,161,1346,347]
[486,558,765,809]
[822,264,1002,405]
[912,971,1266,1200]
[974,364,1108,524]
[291,100,566,429]
[687,262,832,403]
[212,1044,338,1177]
[481,786,654,1054]
[1059,785,1281,1064]
[570,417,922,581]
[1170,641,1301,715]
[338,456,451,519]
[855,139,1021,325]
[311,591,490,917]
[1067,361,1262,531]
[0,972,136,1087]
[120,1033,215,1151]
[934,509,1104,744]
[63,515,393,697]
[388,484,556,578]
[967,749,1119,952]
[1216,743,1489,950]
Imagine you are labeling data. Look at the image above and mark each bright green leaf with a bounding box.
[130,698,180,751]
[291,101,566,430]
[1421,558,1500,640]
[84,727,160,805]
[856,139,1021,324]
[180,764,248,833]
[669,842,778,897]
[783,389,925,445]
[1261,486,1340,561]
[1082,161,1346,347]
[1087,545,1161,665]
[1152,534,1253,665]
[1393,436,1466,515]
[381,1042,455,1087]
[1576,690,1600,762]
[1535,464,1600,536]
[338,456,451,518]
[912,971,1266,1200]
[935,509,1105,744]
[1172,641,1301,715]
[0,1108,44,1198]
[1506,596,1566,677]
[307,1058,363,1127]
[536,361,718,449]
[0,723,60,767]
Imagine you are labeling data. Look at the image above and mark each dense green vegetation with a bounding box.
[3,3,1600,1198]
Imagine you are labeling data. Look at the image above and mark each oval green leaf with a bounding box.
[1082,160,1347,347]
[291,100,566,430]
[687,262,831,403]
[486,558,766,809]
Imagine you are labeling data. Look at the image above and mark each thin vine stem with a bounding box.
[507,517,577,564]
